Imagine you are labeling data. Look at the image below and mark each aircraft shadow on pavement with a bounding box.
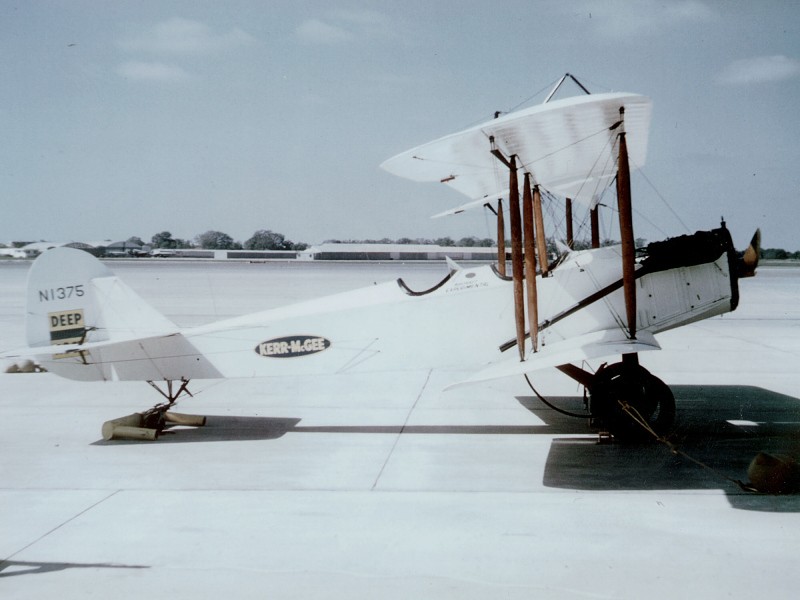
[94,417,546,445]
[92,385,800,511]
[0,559,148,579]
[93,416,304,445]
[521,385,800,512]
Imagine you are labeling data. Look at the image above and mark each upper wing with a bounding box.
[381,92,652,210]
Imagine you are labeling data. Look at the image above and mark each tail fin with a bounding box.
[26,247,176,348]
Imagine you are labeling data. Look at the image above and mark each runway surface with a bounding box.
[2,258,800,599]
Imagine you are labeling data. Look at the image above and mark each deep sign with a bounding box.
[255,335,331,358]
[48,309,86,344]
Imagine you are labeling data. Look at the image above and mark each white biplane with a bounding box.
[4,75,759,441]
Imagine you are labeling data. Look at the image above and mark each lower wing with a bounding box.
[446,329,660,390]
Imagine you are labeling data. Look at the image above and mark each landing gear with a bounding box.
[101,378,207,441]
[589,360,675,442]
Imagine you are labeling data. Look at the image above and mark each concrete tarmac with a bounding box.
[2,259,800,599]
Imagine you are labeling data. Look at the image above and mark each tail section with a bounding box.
[26,247,176,348]
[21,248,221,382]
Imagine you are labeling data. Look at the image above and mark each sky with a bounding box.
[1,0,798,249]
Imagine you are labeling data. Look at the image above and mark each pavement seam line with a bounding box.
[1,489,122,564]
[370,369,433,491]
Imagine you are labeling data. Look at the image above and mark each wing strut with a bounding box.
[491,137,555,359]
[616,106,637,342]
[533,184,549,278]
[522,173,539,353]
[496,198,506,276]
[507,155,526,361]
[565,198,574,249]
[491,137,526,360]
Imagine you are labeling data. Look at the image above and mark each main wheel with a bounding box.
[589,362,675,442]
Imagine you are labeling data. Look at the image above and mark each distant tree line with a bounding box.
[322,236,496,247]
[145,232,501,251]
[760,248,800,260]
[145,230,308,251]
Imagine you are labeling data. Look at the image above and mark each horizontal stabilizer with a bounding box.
[446,329,660,390]
[3,333,223,382]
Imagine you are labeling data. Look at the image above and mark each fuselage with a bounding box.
[179,229,737,379]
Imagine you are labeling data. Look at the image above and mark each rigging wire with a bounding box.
[617,400,759,493]
[517,124,617,175]
[631,204,670,240]
[628,155,693,234]
[458,78,560,130]
[503,77,562,115]
[505,73,607,117]
[513,124,623,249]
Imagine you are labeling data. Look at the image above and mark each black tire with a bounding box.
[589,362,675,442]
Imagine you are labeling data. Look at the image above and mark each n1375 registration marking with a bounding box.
[39,285,85,302]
